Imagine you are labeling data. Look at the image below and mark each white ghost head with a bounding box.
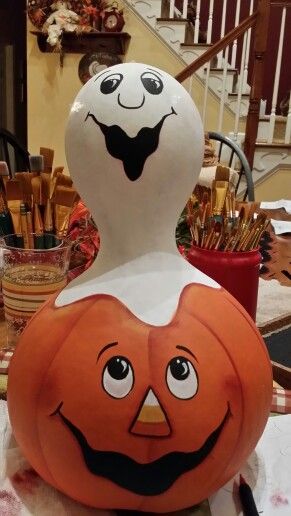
[65,63,204,262]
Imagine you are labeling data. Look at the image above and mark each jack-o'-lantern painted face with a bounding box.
[8,284,272,512]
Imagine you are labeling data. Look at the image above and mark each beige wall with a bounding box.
[27,21,84,170]
[27,5,234,171]
[254,167,291,201]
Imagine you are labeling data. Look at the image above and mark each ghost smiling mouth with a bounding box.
[85,107,176,181]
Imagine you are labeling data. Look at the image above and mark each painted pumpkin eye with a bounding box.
[141,72,163,95]
[102,356,134,398]
[166,356,198,399]
[100,74,123,94]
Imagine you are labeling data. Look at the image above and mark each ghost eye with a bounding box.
[166,356,198,399]
[100,73,123,94]
[102,356,134,398]
[141,72,163,95]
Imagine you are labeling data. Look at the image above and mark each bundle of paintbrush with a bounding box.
[0,150,79,249]
[187,167,270,252]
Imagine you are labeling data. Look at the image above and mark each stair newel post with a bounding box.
[244,0,271,170]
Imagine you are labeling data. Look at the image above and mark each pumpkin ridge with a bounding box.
[218,289,272,366]
[182,289,271,483]
[34,295,100,489]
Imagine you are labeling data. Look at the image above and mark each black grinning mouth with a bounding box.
[85,107,177,181]
[51,402,231,496]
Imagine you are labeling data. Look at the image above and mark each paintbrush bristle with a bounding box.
[54,186,77,207]
[215,165,230,182]
[55,174,73,188]
[15,173,33,206]
[5,179,23,201]
[40,147,54,173]
[52,166,64,178]
[29,155,44,173]
[0,161,10,177]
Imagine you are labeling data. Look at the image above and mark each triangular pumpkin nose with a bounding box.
[130,388,171,437]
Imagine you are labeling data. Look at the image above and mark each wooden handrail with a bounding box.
[175,12,257,83]
[271,1,291,6]
[244,0,271,169]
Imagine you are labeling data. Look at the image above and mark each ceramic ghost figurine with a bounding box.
[8,63,272,513]
[58,62,218,323]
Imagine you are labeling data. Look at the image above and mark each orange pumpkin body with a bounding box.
[8,284,272,512]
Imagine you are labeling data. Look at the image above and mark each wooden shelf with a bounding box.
[31,31,131,66]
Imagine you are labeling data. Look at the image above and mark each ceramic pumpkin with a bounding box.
[8,284,272,512]
[8,63,272,512]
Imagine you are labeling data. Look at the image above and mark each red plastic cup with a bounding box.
[187,246,261,321]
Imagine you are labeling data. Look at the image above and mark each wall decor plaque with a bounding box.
[78,51,121,84]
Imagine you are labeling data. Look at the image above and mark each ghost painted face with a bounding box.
[8,285,272,512]
[84,66,177,181]
[65,63,204,228]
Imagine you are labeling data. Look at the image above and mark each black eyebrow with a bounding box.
[97,342,118,362]
[176,345,198,363]
[145,68,163,77]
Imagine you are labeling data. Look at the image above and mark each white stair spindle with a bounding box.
[202,63,211,126]
[217,0,227,68]
[194,0,201,44]
[268,7,286,144]
[285,92,291,144]
[182,0,188,19]
[188,73,193,95]
[207,0,214,44]
[169,0,175,19]
[218,46,229,132]
[242,0,254,93]
[285,91,291,143]
[231,0,241,69]
[234,32,248,136]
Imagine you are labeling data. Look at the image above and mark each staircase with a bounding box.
[127,0,247,115]
[124,0,291,197]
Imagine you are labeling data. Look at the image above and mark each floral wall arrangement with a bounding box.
[27,1,125,48]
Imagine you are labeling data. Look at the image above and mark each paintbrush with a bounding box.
[30,155,45,205]
[15,172,33,208]
[29,156,45,248]
[243,213,268,251]
[212,180,228,223]
[215,165,230,182]
[41,171,55,248]
[199,202,211,247]
[54,174,73,188]
[0,192,14,237]
[0,161,10,192]
[49,167,65,201]
[5,179,24,247]
[251,219,270,250]
[54,186,78,238]
[20,203,30,249]
[40,147,54,174]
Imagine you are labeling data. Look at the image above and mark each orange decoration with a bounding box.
[8,284,272,512]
